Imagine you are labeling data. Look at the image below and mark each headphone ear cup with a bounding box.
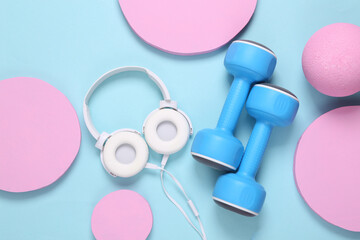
[144,109,190,155]
[102,130,149,177]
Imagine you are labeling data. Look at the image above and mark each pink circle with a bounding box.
[91,190,153,240]
[0,77,81,193]
[302,23,360,97]
[294,106,360,231]
[119,0,257,55]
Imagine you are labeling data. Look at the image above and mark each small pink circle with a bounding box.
[0,77,81,192]
[294,106,360,232]
[92,190,153,240]
[119,0,257,55]
[302,23,360,97]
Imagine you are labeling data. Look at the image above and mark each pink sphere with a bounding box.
[302,23,360,97]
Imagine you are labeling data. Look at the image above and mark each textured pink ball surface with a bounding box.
[294,106,360,232]
[92,190,153,240]
[119,0,257,55]
[0,77,81,193]
[302,23,360,97]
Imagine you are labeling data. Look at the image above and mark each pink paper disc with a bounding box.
[91,190,153,240]
[0,77,81,193]
[119,0,257,55]
[294,106,360,231]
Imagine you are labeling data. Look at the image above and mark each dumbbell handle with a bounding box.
[216,77,251,132]
[237,121,273,178]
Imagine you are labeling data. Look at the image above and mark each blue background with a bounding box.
[1,0,360,239]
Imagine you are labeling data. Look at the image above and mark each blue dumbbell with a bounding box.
[191,40,277,171]
[212,83,299,216]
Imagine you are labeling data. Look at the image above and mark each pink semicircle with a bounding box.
[294,106,360,232]
[0,77,81,193]
[119,0,257,55]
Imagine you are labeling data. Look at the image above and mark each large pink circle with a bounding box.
[91,190,153,240]
[294,106,360,231]
[119,0,257,55]
[0,77,81,192]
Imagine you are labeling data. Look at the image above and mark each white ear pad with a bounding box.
[102,131,149,178]
[144,109,190,155]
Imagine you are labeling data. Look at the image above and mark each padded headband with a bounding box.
[83,66,172,140]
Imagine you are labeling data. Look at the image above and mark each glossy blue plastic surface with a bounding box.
[213,84,299,215]
[191,42,277,171]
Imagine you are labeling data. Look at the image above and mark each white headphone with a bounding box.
[83,66,206,240]
[83,66,192,178]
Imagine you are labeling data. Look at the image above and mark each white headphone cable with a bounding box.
[146,156,207,240]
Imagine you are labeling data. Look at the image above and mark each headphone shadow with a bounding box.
[109,169,143,187]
